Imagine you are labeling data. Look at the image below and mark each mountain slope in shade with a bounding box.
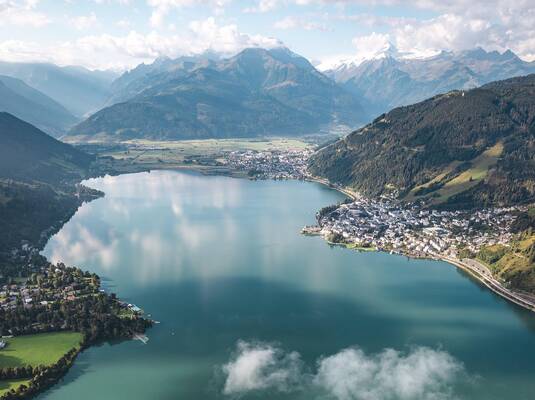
[70,47,366,141]
[0,62,117,117]
[323,47,535,118]
[0,75,78,137]
[308,74,535,209]
[0,112,92,183]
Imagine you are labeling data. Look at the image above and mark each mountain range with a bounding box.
[68,47,366,141]
[321,45,535,118]
[1,46,534,142]
[308,74,535,209]
[0,75,78,138]
[0,61,118,117]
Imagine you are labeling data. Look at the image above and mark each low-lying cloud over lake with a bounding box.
[221,341,465,400]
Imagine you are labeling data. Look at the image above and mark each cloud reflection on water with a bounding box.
[44,170,525,335]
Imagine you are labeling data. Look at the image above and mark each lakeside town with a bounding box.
[224,147,521,258]
[0,259,144,321]
[305,196,521,259]
[221,146,535,311]
[222,148,313,180]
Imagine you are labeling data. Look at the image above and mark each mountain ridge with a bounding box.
[0,61,117,117]
[322,47,535,117]
[0,75,78,137]
[308,74,535,209]
[69,47,366,141]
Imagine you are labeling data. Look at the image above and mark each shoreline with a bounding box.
[309,227,535,313]
[108,165,535,315]
[0,178,151,400]
[304,175,357,200]
[300,174,535,313]
[439,256,535,312]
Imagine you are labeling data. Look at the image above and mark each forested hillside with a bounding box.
[0,113,97,277]
[308,74,535,209]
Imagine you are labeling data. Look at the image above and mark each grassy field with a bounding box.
[478,234,535,292]
[0,378,31,396]
[407,142,503,203]
[103,138,309,162]
[85,137,312,176]
[0,331,83,369]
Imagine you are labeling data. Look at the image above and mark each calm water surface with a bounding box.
[40,170,535,400]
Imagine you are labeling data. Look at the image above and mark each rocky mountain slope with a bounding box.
[322,46,535,118]
[69,47,366,141]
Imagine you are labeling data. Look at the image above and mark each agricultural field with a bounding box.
[84,138,312,176]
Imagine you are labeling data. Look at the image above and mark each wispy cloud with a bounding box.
[69,12,98,31]
[0,0,50,27]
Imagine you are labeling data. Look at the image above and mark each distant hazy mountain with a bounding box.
[0,62,118,117]
[0,75,78,137]
[70,47,366,141]
[322,46,535,118]
[309,74,535,209]
[108,53,219,105]
[0,112,92,183]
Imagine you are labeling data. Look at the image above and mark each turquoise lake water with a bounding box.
[40,170,535,400]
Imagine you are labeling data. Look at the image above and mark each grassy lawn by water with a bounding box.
[0,379,31,396]
[0,331,83,369]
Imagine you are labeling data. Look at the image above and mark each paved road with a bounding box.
[443,256,535,312]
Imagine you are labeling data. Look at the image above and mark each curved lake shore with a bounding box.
[37,170,535,400]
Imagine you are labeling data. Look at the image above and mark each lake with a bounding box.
[40,170,535,400]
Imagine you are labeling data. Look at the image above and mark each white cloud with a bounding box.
[69,12,98,31]
[147,0,231,27]
[0,0,50,27]
[252,0,535,62]
[220,341,465,399]
[315,346,463,400]
[243,0,279,13]
[116,18,131,29]
[222,340,303,395]
[274,16,329,31]
[0,17,282,69]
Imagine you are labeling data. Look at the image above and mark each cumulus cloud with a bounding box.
[318,1,535,67]
[0,17,282,69]
[315,346,463,400]
[254,0,535,62]
[222,340,303,395]
[220,341,465,399]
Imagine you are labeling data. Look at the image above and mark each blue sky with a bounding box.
[0,0,533,70]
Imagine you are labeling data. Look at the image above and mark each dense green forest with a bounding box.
[309,74,535,209]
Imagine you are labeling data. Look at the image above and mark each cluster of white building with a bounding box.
[316,197,520,258]
[224,148,313,180]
